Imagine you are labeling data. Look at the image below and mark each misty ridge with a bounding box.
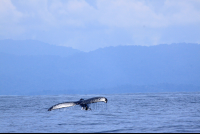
[0,39,200,95]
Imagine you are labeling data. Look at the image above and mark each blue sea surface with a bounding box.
[0,92,200,133]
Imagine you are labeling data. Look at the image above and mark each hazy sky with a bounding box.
[0,0,200,51]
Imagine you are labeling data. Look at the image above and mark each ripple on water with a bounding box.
[0,93,200,133]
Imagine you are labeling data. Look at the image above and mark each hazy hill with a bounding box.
[0,39,81,57]
[0,41,200,95]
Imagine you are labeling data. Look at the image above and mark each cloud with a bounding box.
[3,0,200,29]
[0,0,200,51]
[95,0,164,28]
[0,0,24,37]
[162,0,200,25]
[8,0,200,28]
[94,0,200,28]
[0,0,23,22]
[48,0,96,27]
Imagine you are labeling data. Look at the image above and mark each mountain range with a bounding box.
[0,40,200,95]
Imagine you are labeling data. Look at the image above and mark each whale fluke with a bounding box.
[48,97,107,111]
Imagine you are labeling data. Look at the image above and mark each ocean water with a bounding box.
[0,92,200,133]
